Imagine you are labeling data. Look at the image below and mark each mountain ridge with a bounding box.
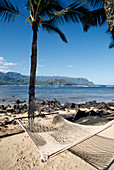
[0,72,94,86]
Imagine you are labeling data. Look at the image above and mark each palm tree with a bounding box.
[0,0,106,117]
[84,0,114,46]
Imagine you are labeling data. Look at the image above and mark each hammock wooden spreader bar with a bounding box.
[47,119,114,161]
[14,112,58,120]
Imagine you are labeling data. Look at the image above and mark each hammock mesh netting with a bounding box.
[17,114,114,169]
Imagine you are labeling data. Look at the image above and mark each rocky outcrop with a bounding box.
[0,100,114,126]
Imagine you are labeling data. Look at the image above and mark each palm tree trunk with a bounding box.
[103,0,114,39]
[28,21,38,118]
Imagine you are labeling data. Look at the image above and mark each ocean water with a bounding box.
[0,85,114,105]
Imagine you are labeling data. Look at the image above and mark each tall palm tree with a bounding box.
[0,0,106,117]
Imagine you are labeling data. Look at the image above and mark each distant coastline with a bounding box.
[0,71,114,86]
[0,71,94,86]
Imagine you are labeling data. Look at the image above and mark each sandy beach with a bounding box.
[0,100,114,170]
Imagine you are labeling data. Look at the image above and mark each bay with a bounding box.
[0,85,114,105]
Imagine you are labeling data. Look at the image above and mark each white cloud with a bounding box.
[0,66,8,69]
[0,69,12,73]
[38,65,45,67]
[0,57,17,72]
[67,65,74,68]
[0,57,17,67]
[0,57,4,61]
[3,62,17,66]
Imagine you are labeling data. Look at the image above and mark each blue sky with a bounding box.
[0,0,114,85]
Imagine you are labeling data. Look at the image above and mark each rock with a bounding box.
[69,103,76,109]
[13,105,20,110]
[3,120,13,125]
[89,110,102,117]
[15,99,21,104]
[84,102,92,108]
[0,122,4,127]
[75,104,79,112]
[6,105,11,109]
[40,100,46,106]
[15,99,26,104]
[64,102,69,109]
[83,101,98,108]
[23,104,28,109]
[74,110,89,121]
[6,108,15,113]
[96,102,108,110]
[0,105,6,110]
[53,98,61,107]
[107,102,114,107]
[100,109,110,116]
[0,110,6,114]
[59,106,66,111]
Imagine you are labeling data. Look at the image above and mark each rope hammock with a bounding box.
[16,114,114,169]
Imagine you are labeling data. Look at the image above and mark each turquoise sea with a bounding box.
[0,85,114,105]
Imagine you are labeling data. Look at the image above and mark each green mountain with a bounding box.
[0,72,28,85]
[0,72,94,86]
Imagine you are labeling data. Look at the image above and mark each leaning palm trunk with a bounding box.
[28,21,38,118]
[103,0,114,39]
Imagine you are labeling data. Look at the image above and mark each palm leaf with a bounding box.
[44,2,106,32]
[0,0,19,23]
[25,0,64,19]
[109,40,114,48]
[49,2,89,24]
[106,29,114,48]
[38,0,64,17]
[83,0,103,7]
[42,21,67,43]
[83,7,106,31]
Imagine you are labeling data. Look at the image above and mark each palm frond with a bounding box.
[49,2,89,24]
[109,40,114,48]
[83,7,106,31]
[84,0,103,7]
[106,29,114,49]
[42,21,67,43]
[25,0,38,20]
[38,1,90,31]
[39,0,64,17]
[25,0,64,19]
[38,1,106,33]
[44,2,106,32]
[0,0,19,23]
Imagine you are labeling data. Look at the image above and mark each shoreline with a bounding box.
[0,85,114,106]
[0,97,114,107]
[0,99,114,122]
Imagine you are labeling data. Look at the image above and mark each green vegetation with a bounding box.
[0,72,94,86]
[37,79,73,85]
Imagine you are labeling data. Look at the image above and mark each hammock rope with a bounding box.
[16,115,114,167]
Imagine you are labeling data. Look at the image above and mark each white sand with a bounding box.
[0,133,96,170]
